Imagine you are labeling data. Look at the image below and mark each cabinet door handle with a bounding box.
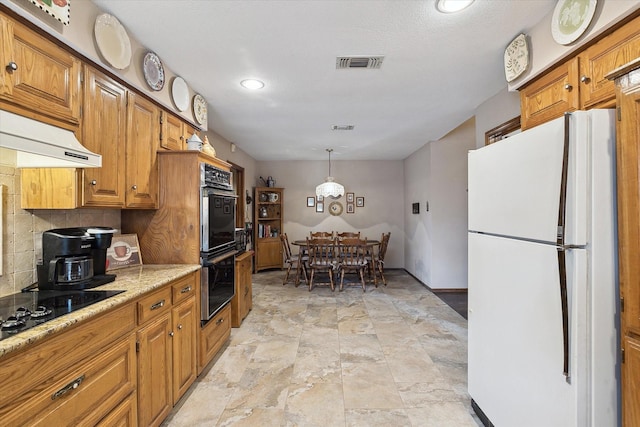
[51,375,85,400]
[131,184,138,191]
[6,62,18,73]
[180,286,192,294]
[169,331,174,337]
[178,324,183,330]
[564,83,573,91]
[216,317,224,325]
[580,75,590,83]
[90,180,97,186]
[150,300,165,311]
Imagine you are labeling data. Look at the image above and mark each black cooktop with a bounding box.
[0,289,124,341]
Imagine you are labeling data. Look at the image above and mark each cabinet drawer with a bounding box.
[198,303,231,374]
[3,335,136,427]
[137,286,172,324]
[0,303,135,415]
[96,391,137,427]
[172,271,197,305]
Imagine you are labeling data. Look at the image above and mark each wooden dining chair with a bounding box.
[336,231,360,240]
[280,233,307,286]
[306,237,337,291]
[336,237,368,291]
[372,232,390,287]
[310,231,334,239]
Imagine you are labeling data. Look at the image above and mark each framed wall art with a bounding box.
[346,192,354,203]
[307,196,315,207]
[316,202,324,213]
[27,0,71,25]
[347,203,355,214]
[356,197,365,207]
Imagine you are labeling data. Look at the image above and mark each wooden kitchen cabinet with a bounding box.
[81,65,127,208]
[198,303,231,375]
[137,310,173,427]
[125,92,160,209]
[0,11,81,131]
[520,14,640,130]
[0,303,137,426]
[136,271,199,425]
[161,110,197,151]
[609,58,640,427]
[253,187,284,272]
[232,251,253,327]
[520,57,580,130]
[21,70,161,210]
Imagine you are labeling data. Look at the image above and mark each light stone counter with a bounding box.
[0,264,201,359]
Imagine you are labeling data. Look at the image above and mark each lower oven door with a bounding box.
[201,250,236,323]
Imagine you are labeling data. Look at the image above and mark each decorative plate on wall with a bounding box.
[504,34,529,82]
[171,77,189,112]
[193,94,207,125]
[143,52,165,91]
[94,14,132,70]
[551,0,597,45]
[329,201,343,216]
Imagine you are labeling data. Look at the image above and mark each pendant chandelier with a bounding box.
[316,148,344,199]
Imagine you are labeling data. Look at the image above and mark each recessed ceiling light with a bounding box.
[240,79,264,90]
[436,0,474,13]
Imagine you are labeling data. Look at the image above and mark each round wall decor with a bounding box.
[193,94,207,125]
[171,77,189,112]
[143,52,165,91]
[551,0,597,45]
[329,201,343,216]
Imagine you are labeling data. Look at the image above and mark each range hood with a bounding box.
[0,110,101,168]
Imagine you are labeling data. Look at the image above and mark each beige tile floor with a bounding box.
[163,270,481,427]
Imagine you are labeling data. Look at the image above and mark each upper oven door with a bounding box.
[201,189,237,252]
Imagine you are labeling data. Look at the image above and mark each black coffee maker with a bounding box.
[37,227,118,290]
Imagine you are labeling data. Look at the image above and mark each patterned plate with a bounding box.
[504,34,528,83]
[193,94,207,125]
[143,52,165,91]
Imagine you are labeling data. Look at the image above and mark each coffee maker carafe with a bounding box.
[37,227,118,290]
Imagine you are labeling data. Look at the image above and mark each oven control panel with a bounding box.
[200,163,232,190]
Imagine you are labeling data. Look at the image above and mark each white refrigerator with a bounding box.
[467,110,619,427]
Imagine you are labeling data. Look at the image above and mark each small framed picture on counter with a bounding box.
[107,234,143,270]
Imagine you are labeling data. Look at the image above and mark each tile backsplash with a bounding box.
[0,165,121,297]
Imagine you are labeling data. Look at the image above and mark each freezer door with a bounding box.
[468,111,602,245]
[468,233,590,427]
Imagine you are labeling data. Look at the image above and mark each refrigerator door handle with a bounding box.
[557,247,571,384]
[556,112,571,245]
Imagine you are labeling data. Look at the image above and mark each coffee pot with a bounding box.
[37,227,118,290]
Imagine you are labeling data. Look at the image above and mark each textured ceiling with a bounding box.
[92,0,555,161]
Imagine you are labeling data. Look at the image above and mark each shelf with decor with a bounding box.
[253,187,284,273]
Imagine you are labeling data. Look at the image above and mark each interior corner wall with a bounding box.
[404,117,476,289]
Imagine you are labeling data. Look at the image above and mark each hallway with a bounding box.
[163,270,479,426]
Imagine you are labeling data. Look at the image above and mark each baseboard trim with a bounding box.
[402,269,468,294]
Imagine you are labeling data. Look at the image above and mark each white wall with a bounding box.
[255,160,404,269]
[404,117,475,289]
[474,87,521,149]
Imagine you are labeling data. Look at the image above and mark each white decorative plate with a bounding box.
[143,52,165,91]
[171,77,189,112]
[504,34,529,82]
[193,94,207,125]
[551,0,597,45]
[94,13,132,70]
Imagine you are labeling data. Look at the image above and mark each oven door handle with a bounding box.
[202,188,238,198]
[202,249,238,267]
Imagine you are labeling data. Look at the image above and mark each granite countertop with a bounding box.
[0,264,201,359]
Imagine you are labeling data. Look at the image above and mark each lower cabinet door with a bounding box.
[172,295,198,405]
[137,312,173,427]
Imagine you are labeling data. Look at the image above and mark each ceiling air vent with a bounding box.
[331,125,355,131]
[336,56,384,69]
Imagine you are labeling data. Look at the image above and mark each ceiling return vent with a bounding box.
[336,56,384,69]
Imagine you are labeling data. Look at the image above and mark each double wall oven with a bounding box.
[200,163,237,324]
